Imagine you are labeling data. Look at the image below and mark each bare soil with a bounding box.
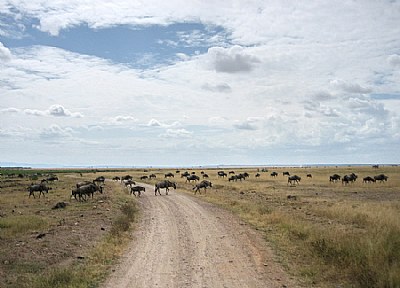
[102,183,298,288]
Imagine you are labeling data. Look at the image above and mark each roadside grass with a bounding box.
[0,171,139,288]
[30,199,138,288]
[173,166,400,287]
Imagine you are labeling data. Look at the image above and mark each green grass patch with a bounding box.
[0,215,49,238]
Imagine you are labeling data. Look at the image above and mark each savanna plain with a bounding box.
[0,165,399,287]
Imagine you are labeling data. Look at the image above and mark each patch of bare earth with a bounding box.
[103,184,298,288]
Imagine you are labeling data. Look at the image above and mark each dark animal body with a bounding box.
[342,173,358,185]
[72,183,103,201]
[186,175,200,182]
[154,180,176,196]
[193,180,212,194]
[288,175,301,185]
[374,174,388,182]
[28,183,51,198]
[130,186,145,197]
[329,174,341,182]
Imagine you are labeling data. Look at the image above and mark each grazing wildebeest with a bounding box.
[307,174,312,178]
[28,183,51,198]
[270,172,278,177]
[94,176,105,185]
[329,174,341,182]
[72,183,103,201]
[374,174,388,183]
[149,174,157,179]
[186,175,200,182]
[229,171,235,174]
[181,171,190,178]
[165,172,174,178]
[363,176,376,183]
[121,175,133,182]
[228,175,238,182]
[76,181,93,188]
[154,180,176,196]
[123,179,136,188]
[255,173,261,178]
[112,176,121,181]
[217,171,227,178]
[193,180,212,195]
[288,175,301,185]
[283,172,290,176]
[140,175,148,180]
[202,173,209,179]
[46,176,58,182]
[372,164,379,169]
[130,186,145,197]
[342,173,358,185]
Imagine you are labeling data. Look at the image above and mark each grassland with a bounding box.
[119,165,400,287]
[1,165,399,287]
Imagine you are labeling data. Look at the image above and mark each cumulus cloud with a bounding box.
[147,119,162,127]
[207,46,260,73]
[201,82,232,93]
[160,128,193,138]
[388,54,400,67]
[233,117,264,130]
[330,79,372,94]
[40,124,73,139]
[1,107,20,113]
[21,105,83,118]
[0,42,12,61]
[109,115,138,124]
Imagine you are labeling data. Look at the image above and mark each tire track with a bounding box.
[102,184,298,288]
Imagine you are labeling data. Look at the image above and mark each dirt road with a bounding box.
[102,184,297,288]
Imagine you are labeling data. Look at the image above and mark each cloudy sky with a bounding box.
[1,1,400,167]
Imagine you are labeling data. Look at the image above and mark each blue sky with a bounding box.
[1,1,400,167]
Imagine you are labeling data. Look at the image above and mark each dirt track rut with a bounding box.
[102,184,297,288]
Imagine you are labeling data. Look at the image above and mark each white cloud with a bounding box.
[160,128,192,138]
[0,42,12,61]
[388,54,400,67]
[40,124,74,140]
[206,46,261,73]
[330,79,372,94]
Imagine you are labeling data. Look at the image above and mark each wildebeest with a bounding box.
[270,172,278,177]
[165,172,174,178]
[363,176,376,183]
[149,174,157,179]
[123,179,136,188]
[28,183,51,198]
[181,171,190,178]
[193,180,212,195]
[186,175,200,182]
[307,174,312,178]
[342,173,358,185]
[255,173,261,178]
[283,171,290,176]
[229,171,235,174]
[76,181,93,188]
[94,176,105,185]
[72,183,103,201]
[112,176,121,181]
[46,176,59,182]
[374,174,388,183]
[288,175,301,185]
[154,180,176,196]
[121,175,133,181]
[140,175,148,180]
[217,171,227,178]
[329,174,341,182]
[228,175,238,182]
[130,186,145,197]
[202,173,209,179]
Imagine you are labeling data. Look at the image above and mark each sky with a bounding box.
[1,1,400,167]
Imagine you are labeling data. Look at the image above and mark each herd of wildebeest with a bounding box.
[19,166,391,201]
